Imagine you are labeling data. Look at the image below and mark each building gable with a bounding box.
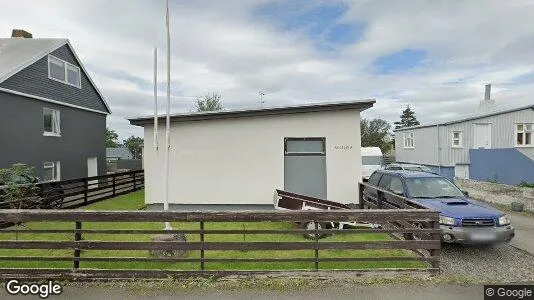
[0,43,110,114]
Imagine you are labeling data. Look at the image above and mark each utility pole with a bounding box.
[163,0,172,230]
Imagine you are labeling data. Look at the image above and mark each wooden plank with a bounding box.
[0,209,439,223]
[0,228,440,235]
[0,240,440,251]
[0,256,438,263]
[0,268,439,280]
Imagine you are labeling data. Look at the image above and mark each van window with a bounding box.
[368,172,382,186]
[362,156,382,165]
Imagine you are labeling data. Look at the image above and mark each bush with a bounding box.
[0,164,39,209]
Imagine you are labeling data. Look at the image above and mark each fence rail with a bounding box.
[0,170,144,211]
[0,209,440,279]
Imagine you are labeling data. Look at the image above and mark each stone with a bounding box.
[149,233,187,257]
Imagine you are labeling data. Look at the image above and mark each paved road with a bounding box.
[0,284,488,300]
[508,213,534,255]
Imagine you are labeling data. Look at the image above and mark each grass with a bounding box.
[0,190,425,270]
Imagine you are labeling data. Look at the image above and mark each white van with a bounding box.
[361,147,383,181]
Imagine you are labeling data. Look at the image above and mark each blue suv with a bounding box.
[364,170,515,244]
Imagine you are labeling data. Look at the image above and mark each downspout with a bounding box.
[436,124,441,174]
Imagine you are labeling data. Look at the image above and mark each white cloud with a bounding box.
[0,0,533,141]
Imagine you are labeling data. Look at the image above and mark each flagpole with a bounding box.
[163,0,172,230]
[153,47,158,151]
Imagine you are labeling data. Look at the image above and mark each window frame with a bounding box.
[43,161,61,182]
[403,132,415,149]
[284,137,326,156]
[515,123,533,147]
[43,108,61,137]
[47,55,81,89]
[451,130,463,148]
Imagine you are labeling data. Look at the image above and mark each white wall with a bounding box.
[143,109,362,206]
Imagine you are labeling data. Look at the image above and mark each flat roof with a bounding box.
[129,99,375,126]
[395,104,534,131]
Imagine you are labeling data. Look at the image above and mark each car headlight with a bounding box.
[439,215,455,226]
[498,215,510,226]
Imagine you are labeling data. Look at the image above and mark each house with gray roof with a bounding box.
[0,29,110,181]
[106,147,134,161]
[394,85,534,185]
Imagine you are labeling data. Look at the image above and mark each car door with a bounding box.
[363,172,383,204]
[382,175,406,208]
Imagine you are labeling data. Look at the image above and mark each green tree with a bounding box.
[394,105,420,129]
[195,92,223,112]
[361,118,393,153]
[106,128,119,148]
[123,136,144,159]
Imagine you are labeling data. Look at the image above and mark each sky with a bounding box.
[1,0,534,140]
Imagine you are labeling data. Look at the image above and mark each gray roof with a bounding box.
[0,38,111,114]
[106,147,133,159]
[395,104,534,131]
[129,99,375,126]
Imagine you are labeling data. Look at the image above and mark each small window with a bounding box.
[368,172,382,186]
[516,123,533,147]
[451,131,463,148]
[48,55,81,88]
[43,108,61,136]
[378,174,392,190]
[389,177,404,195]
[43,161,60,182]
[284,138,325,155]
[403,132,414,149]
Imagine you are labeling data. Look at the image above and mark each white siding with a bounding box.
[395,107,534,166]
[395,126,439,165]
[143,109,362,206]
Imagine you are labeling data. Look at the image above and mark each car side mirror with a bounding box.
[462,190,469,196]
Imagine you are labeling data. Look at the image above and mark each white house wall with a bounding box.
[143,109,362,206]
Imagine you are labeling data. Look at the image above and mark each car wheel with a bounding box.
[42,187,64,209]
[300,221,328,240]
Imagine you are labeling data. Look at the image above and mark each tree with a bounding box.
[123,136,144,159]
[106,128,119,148]
[195,92,223,112]
[394,105,420,129]
[361,118,393,153]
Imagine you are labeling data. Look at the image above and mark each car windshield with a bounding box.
[405,177,464,198]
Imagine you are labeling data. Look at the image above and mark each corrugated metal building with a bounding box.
[394,85,534,185]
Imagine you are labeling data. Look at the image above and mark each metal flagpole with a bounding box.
[153,47,158,151]
[163,0,172,230]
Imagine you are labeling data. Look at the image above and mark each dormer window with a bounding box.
[48,55,81,88]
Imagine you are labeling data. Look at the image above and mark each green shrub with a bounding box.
[519,181,534,188]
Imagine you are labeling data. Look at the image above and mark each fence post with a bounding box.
[200,221,205,271]
[359,183,364,209]
[133,172,137,190]
[83,178,88,204]
[430,217,441,274]
[314,221,319,271]
[112,174,116,197]
[73,221,82,270]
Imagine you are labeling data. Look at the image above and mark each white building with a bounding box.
[129,100,374,210]
[395,85,534,185]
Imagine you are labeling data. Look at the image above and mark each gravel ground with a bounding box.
[440,242,534,282]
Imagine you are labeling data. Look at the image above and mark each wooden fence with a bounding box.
[0,170,144,210]
[0,209,440,279]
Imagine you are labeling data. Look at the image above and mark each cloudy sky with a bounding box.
[2,0,534,140]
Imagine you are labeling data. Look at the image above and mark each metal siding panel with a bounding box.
[394,126,438,165]
[0,91,106,180]
[0,45,108,113]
